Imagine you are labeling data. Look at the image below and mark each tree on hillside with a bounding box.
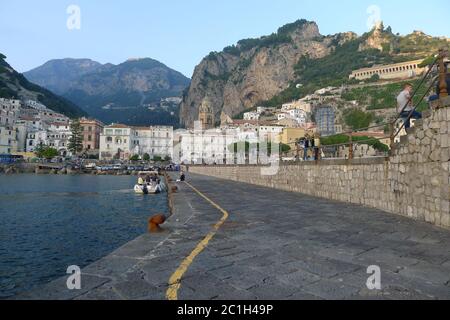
[343,109,374,130]
[68,119,83,155]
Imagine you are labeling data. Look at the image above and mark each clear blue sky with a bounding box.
[1,0,448,77]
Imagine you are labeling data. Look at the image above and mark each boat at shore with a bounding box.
[134,182,162,194]
[133,169,167,194]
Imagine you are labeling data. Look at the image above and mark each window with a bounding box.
[88,135,92,141]
[88,126,92,132]
[107,137,113,142]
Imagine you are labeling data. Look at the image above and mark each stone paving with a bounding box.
[16,173,450,300]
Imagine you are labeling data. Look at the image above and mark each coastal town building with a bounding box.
[80,118,104,154]
[99,124,134,160]
[278,128,308,146]
[243,111,260,121]
[26,130,48,153]
[100,124,174,161]
[256,125,284,142]
[0,99,20,154]
[47,122,72,157]
[281,100,313,113]
[0,126,18,154]
[0,98,20,126]
[276,109,307,127]
[132,126,173,160]
[177,128,238,164]
[349,59,426,81]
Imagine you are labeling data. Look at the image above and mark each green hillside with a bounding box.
[261,27,448,108]
[0,53,86,118]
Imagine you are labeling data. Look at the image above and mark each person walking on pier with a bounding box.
[303,135,310,161]
[397,83,422,129]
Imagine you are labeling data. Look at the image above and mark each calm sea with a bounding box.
[0,174,167,298]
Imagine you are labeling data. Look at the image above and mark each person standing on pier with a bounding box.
[397,83,422,129]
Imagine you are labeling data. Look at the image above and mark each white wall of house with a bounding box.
[178,129,238,164]
[100,127,133,160]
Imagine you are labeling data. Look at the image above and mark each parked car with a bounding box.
[84,163,97,170]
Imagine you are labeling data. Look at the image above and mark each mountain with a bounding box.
[0,53,87,118]
[25,58,190,126]
[179,19,449,127]
[24,58,102,95]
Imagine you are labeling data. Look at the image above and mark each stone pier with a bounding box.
[189,100,450,229]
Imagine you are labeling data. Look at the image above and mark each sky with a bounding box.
[0,0,448,77]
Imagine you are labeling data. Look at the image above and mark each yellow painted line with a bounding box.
[166,181,229,300]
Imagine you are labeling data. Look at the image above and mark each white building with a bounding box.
[243,111,260,121]
[177,128,238,164]
[276,109,307,127]
[99,124,133,160]
[47,122,72,157]
[26,130,48,153]
[100,124,174,161]
[132,126,173,160]
[256,126,283,142]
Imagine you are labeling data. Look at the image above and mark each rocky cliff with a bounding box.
[180,20,357,127]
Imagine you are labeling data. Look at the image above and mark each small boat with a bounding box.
[134,182,162,194]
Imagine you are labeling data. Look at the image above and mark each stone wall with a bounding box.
[188,103,450,229]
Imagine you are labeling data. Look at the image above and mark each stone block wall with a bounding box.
[188,104,450,229]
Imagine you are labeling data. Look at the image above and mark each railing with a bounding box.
[288,48,448,162]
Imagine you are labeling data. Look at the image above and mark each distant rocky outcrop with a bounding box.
[358,21,395,52]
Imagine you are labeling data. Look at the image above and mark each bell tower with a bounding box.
[198,97,214,129]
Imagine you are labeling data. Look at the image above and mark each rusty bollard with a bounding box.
[148,214,167,233]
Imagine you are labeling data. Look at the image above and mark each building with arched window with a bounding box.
[349,59,426,81]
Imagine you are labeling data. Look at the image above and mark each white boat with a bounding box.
[134,182,162,194]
